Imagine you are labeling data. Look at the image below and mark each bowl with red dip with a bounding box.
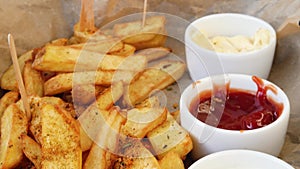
[180,74,290,160]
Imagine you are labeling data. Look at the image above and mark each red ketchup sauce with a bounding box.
[189,76,283,130]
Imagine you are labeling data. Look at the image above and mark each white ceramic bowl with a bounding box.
[185,13,276,81]
[189,149,294,169]
[180,74,290,159]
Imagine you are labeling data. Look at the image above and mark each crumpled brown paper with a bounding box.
[0,0,299,168]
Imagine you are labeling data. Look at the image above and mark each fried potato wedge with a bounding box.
[132,33,167,50]
[23,61,44,97]
[147,113,193,160]
[93,81,124,110]
[32,45,147,72]
[83,108,124,168]
[153,60,186,88]
[0,91,19,119]
[21,134,42,169]
[80,125,94,152]
[48,38,68,46]
[135,47,171,62]
[0,104,28,169]
[79,108,124,152]
[83,144,108,169]
[135,96,161,109]
[70,26,108,44]
[159,151,184,169]
[72,85,106,105]
[40,103,81,168]
[123,60,185,106]
[44,70,133,95]
[113,16,166,44]
[109,44,136,57]
[113,138,160,169]
[0,50,33,91]
[70,38,124,54]
[79,107,110,152]
[121,107,167,138]
[30,97,76,144]
[78,82,124,151]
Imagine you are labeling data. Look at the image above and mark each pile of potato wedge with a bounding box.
[0,3,193,168]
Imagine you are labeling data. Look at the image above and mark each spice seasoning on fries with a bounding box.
[0,1,192,168]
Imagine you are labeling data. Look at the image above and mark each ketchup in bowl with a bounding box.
[189,76,283,130]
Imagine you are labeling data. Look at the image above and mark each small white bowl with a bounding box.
[185,13,276,80]
[189,149,294,169]
[180,74,290,159]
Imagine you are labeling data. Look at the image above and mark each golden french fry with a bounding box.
[135,47,171,61]
[83,108,123,168]
[48,38,68,46]
[135,96,161,109]
[23,61,44,97]
[78,82,124,151]
[109,44,136,57]
[72,85,106,105]
[113,138,160,169]
[121,107,167,138]
[113,16,166,44]
[0,38,67,92]
[30,97,76,144]
[70,38,124,54]
[159,151,184,169]
[44,70,133,96]
[21,134,42,169]
[0,104,28,169]
[79,125,94,152]
[70,27,109,44]
[83,143,108,169]
[78,105,125,151]
[131,33,167,50]
[0,91,19,119]
[94,81,124,110]
[79,107,110,152]
[123,61,185,106]
[0,50,33,91]
[147,113,193,160]
[40,103,81,168]
[151,61,186,95]
[32,45,147,72]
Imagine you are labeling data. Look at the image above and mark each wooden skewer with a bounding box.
[142,0,148,28]
[79,0,96,32]
[7,34,31,120]
[277,16,300,39]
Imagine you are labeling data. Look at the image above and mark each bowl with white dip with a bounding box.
[184,13,276,80]
[189,149,294,169]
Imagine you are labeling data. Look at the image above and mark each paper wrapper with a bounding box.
[0,0,300,168]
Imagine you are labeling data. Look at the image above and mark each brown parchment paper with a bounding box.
[0,0,300,168]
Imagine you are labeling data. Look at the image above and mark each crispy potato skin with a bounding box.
[0,50,33,91]
[0,91,19,119]
[23,61,44,97]
[159,151,184,169]
[40,104,81,169]
[123,61,185,107]
[0,104,28,169]
[21,134,42,169]
[147,113,193,160]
